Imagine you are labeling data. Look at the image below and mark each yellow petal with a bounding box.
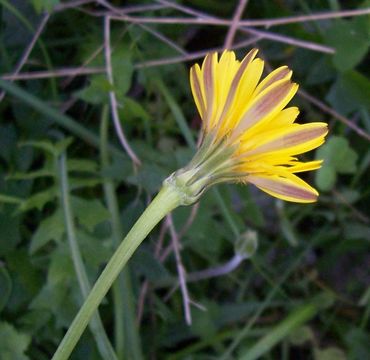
[254,66,292,95]
[190,64,206,120]
[215,49,258,132]
[288,160,323,173]
[246,173,319,203]
[243,122,328,156]
[232,79,298,140]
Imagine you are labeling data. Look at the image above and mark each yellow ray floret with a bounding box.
[189,49,328,203]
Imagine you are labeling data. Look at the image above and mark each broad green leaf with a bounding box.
[131,248,170,282]
[127,163,168,193]
[315,165,336,191]
[30,208,64,254]
[0,322,31,360]
[319,136,358,173]
[324,18,369,71]
[77,231,111,268]
[315,136,358,191]
[327,71,370,115]
[71,196,110,232]
[122,97,151,122]
[47,245,74,285]
[75,75,112,105]
[0,268,12,312]
[0,213,21,255]
[112,46,134,97]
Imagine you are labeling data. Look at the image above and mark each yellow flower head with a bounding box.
[167,49,328,204]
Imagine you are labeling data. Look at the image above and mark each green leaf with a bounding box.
[127,163,168,193]
[315,136,358,191]
[7,168,54,180]
[288,325,314,345]
[31,0,59,12]
[112,47,134,97]
[75,75,112,105]
[315,165,336,191]
[0,213,21,255]
[68,177,102,190]
[324,137,358,173]
[19,138,73,157]
[71,197,110,232]
[324,18,369,71]
[327,71,370,115]
[0,194,23,205]
[122,97,151,122]
[30,208,64,254]
[67,159,98,173]
[345,328,370,360]
[0,267,12,312]
[0,125,17,163]
[132,248,170,282]
[0,322,31,360]
[239,303,319,360]
[47,245,74,286]
[19,187,57,212]
[77,231,112,268]
[314,347,346,360]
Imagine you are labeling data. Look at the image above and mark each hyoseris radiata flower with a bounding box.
[52,49,329,359]
[165,49,328,204]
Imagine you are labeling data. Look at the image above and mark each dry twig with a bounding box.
[0,13,50,102]
[103,16,141,166]
[224,0,249,49]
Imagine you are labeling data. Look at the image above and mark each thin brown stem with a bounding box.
[157,0,335,54]
[103,16,141,166]
[167,215,192,325]
[224,0,249,49]
[0,13,50,102]
[110,8,370,27]
[1,67,104,80]
[241,27,334,54]
[298,89,370,142]
[136,37,260,68]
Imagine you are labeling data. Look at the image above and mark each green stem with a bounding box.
[58,153,117,360]
[100,106,143,360]
[239,302,318,360]
[52,184,182,360]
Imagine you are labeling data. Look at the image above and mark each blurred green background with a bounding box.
[0,1,369,359]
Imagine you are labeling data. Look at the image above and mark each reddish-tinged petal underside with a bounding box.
[246,174,319,203]
[244,123,328,156]
[232,79,298,139]
[215,49,258,129]
[254,66,292,95]
[190,64,206,119]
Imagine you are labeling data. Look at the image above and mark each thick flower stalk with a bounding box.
[52,49,327,360]
[166,48,328,204]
